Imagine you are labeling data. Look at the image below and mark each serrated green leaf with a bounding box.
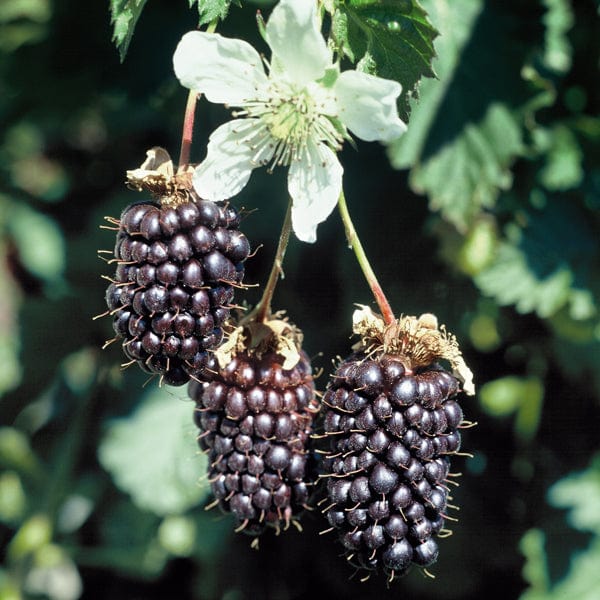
[332,0,438,121]
[411,103,523,229]
[109,0,148,62]
[191,0,233,25]
[475,197,598,319]
[388,1,548,228]
[388,0,483,168]
[98,388,209,516]
[476,242,572,317]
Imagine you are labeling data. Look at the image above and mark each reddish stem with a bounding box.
[178,90,198,169]
[337,189,396,325]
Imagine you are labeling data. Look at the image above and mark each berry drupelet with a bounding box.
[317,306,475,582]
[188,316,320,538]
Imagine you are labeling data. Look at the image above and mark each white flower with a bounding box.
[173,0,407,243]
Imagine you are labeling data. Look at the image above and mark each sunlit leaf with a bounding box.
[541,0,574,74]
[417,104,523,229]
[158,515,196,557]
[475,198,598,319]
[0,471,27,525]
[24,545,82,600]
[548,454,600,536]
[388,0,483,168]
[479,376,524,417]
[98,387,209,516]
[0,0,50,51]
[5,202,65,287]
[520,529,551,596]
[539,124,583,191]
[109,0,148,62]
[521,457,600,600]
[0,247,22,395]
[191,0,234,25]
[388,1,547,228]
[332,0,438,121]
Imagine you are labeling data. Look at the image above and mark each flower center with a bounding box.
[235,83,344,170]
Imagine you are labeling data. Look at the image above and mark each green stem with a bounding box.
[337,189,396,325]
[248,198,293,323]
[177,18,219,170]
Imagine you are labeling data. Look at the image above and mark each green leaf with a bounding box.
[0,0,51,51]
[548,454,600,536]
[520,457,600,600]
[332,0,438,121]
[479,375,524,417]
[5,201,65,288]
[387,0,483,168]
[476,241,572,318]
[411,103,524,230]
[539,124,583,191]
[98,387,209,516]
[191,0,233,25]
[520,529,551,596]
[479,375,544,440]
[541,0,574,74]
[388,1,547,228]
[109,0,148,62]
[475,197,598,319]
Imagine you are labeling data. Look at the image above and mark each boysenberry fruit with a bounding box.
[188,316,319,537]
[318,307,475,582]
[99,148,251,385]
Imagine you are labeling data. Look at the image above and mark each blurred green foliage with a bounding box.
[1,0,599,599]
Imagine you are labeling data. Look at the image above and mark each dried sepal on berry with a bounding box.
[215,313,303,371]
[188,314,319,538]
[352,305,475,396]
[125,146,194,206]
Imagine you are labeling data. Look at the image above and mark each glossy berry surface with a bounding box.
[319,353,465,581]
[188,350,319,535]
[105,199,250,385]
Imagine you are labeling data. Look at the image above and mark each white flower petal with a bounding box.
[288,143,343,243]
[173,31,269,105]
[266,0,331,86]
[193,120,274,201]
[334,70,407,143]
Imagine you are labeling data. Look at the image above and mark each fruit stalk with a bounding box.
[178,89,198,169]
[248,197,293,323]
[337,189,395,325]
[177,19,218,170]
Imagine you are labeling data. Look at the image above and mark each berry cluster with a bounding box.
[99,149,474,583]
[104,198,250,385]
[188,323,319,536]
[319,353,463,580]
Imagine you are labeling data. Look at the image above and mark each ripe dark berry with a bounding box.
[188,319,319,536]
[317,308,474,582]
[101,194,250,385]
